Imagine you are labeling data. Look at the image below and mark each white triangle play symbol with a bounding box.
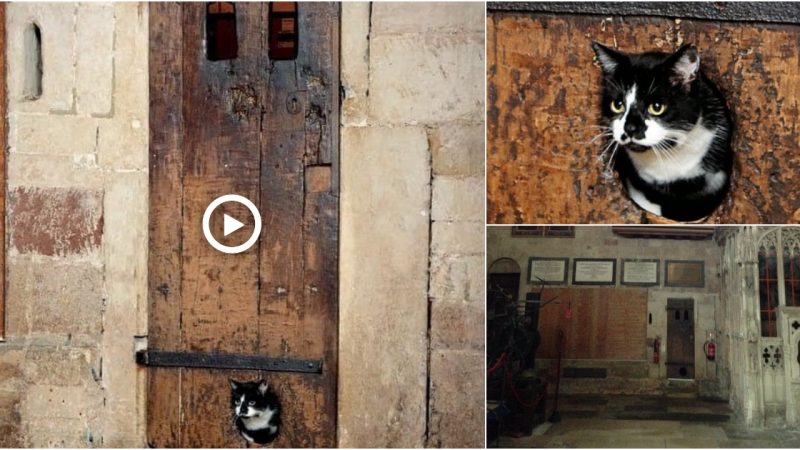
[223,214,245,237]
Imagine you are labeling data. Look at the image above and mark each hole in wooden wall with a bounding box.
[23,22,42,100]
[206,2,238,61]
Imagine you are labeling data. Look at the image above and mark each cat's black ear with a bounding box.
[591,42,626,74]
[229,379,239,390]
[664,44,699,89]
[258,379,269,395]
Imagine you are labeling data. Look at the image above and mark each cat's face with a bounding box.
[592,43,702,152]
[230,379,272,418]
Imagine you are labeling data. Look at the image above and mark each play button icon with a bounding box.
[202,194,262,254]
[223,214,245,237]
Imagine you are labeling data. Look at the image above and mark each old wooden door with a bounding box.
[667,298,695,379]
[146,3,339,447]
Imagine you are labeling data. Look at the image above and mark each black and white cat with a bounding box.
[230,379,281,445]
[591,42,733,222]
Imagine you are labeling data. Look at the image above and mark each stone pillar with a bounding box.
[338,2,485,447]
[2,3,148,446]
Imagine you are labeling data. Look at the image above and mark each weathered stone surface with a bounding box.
[340,2,370,127]
[372,2,485,35]
[432,221,484,256]
[6,3,77,113]
[431,301,484,351]
[431,123,485,177]
[10,114,98,155]
[76,3,115,116]
[6,256,103,337]
[22,346,98,387]
[7,153,104,189]
[8,187,103,257]
[432,176,484,222]
[339,126,430,447]
[369,33,484,124]
[428,349,484,448]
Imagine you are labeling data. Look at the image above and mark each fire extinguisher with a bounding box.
[704,338,716,361]
[653,337,660,364]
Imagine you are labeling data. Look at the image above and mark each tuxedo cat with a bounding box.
[230,379,281,445]
[591,42,733,222]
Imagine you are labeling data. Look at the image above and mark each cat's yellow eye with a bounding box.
[610,99,625,114]
[249,401,255,406]
[648,102,666,116]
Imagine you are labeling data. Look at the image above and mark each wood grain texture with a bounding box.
[148,3,339,447]
[488,13,800,224]
[536,288,647,360]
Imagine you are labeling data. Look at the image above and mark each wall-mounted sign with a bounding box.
[573,258,616,285]
[528,257,568,285]
[665,260,705,288]
[621,259,660,286]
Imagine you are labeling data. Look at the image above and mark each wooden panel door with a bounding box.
[147,3,339,447]
[667,298,695,379]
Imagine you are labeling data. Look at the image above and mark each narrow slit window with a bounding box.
[23,22,43,100]
[269,2,298,60]
[206,2,238,61]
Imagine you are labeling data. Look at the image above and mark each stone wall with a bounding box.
[0,3,148,446]
[339,2,485,447]
[488,226,722,395]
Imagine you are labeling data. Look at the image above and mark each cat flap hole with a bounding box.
[23,22,43,100]
[206,2,238,61]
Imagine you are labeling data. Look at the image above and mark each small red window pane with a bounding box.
[206,2,238,61]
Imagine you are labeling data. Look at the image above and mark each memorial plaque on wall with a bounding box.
[528,257,568,284]
[621,259,660,286]
[665,260,705,288]
[572,258,616,285]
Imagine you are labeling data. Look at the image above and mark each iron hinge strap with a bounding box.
[135,350,322,374]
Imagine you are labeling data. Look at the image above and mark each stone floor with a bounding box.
[497,394,800,448]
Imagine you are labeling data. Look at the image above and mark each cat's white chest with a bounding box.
[242,407,277,433]
[628,123,718,183]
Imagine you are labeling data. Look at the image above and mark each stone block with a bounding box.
[431,221,483,256]
[8,186,103,257]
[24,418,93,448]
[10,114,98,155]
[6,3,77,113]
[431,123,485,177]
[432,176,484,222]
[372,2,485,35]
[339,126,430,447]
[340,3,370,126]
[6,256,103,337]
[112,3,149,117]
[22,346,98,387]
[427,349,484,448]
[369,34,484,124]
[7,153,104,189]
[431,301,484,351]
[430,254,468,301]
[23,385,103,421]
[76,3,115,116]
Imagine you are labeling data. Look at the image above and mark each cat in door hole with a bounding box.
[591,43,733,222]
[230,379,282,444]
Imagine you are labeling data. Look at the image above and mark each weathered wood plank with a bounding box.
[487,13,800,223]
[147,3,184,445]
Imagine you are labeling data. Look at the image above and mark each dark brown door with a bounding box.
[667,298,695,379]
[147,3,339,447]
